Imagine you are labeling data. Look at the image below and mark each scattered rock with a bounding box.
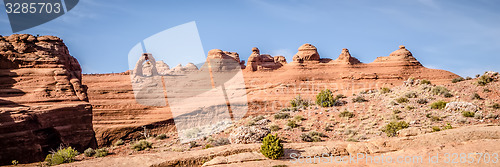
[445,102,478,112]
[229,126,270,144]
[254,119,270,126]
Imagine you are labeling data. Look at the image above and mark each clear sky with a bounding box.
[1,0,499,77]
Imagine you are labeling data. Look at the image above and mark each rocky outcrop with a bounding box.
[156,60,170,75]
[292,43,320,62]
[245,47,285,71]
[205,49,245,71]
[372,45,422,66]
[332,48,361,65]
[228,125,270,144]
[84,44,461,148]
[445,102,479,113]
[0,34,96,165]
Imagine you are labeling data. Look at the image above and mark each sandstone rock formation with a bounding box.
[84,44,460,148]
[205,49,244,71]
[332,48,361,65]
[292,43,320,62]
[185,63,199,71]
[0,34,96,165]
[245,47,285,71]
[156,60,170,75]
[372,45,422,66]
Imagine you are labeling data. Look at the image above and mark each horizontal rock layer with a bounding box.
[0,34,96,165]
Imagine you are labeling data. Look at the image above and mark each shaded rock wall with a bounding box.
[0,34,96,165]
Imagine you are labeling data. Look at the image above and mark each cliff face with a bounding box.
[0,34,96,165]
[84,44,459,147]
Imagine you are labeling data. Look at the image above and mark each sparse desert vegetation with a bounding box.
[260,134,284,160]
[44,146,79,166]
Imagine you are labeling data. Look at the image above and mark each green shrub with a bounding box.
[274,112,290,119]
[380,87,391,94]
[451,77,465,83]
[84,148,95,157]
[204,144,212,149]
[269,124,280,132]
[477,75,494,86]
[396,97,409,103]
[45,146,79,166]
[421,79,431,85]
[300,131,325,142]
[432,86,450,96]
[352,96,367,103]
[417,98,428,104]
[391,114,402,120]
[246,120,257,126]
[281,107,298,112]
[156,134,167,140]
[189,141,197,148]
[294,115,305,121]
[432,126,441,132]
[290,95,309,108]
[316,89,336,107]
[492,103,500,109]
[382,121,409,137]
[94,148,108,157]
[443,92,453,98]
[272,165,288,167]
[260,134,284,160]
[336,94,347,99]
[430,101,447,109]
[253,115,265,122]
[405,105,416,110]
[12,160,18,166]
[131,140,152,151]
[114,139,125,146]
[466,76,472,80]
[431,115,442,122]
[443,123,453,130]
[472,93,482,100]
[462,111,475,117]
[339,110,355,118]
[286,120,298,128]
[483,88,491,93]
[405,92,417,98]
[346,138,359,142]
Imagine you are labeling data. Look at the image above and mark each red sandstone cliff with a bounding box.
[0,34,96,165]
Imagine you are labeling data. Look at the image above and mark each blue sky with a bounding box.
[1,0,499,77]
